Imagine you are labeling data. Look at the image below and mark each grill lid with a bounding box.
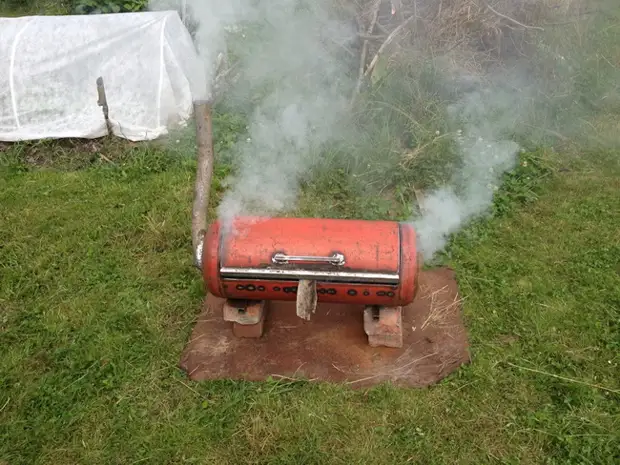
[219,217,401,283]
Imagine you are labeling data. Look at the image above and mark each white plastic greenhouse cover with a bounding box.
[0,11,207,142]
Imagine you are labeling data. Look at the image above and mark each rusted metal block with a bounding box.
[363,306,403,348]
[223,299,267,326]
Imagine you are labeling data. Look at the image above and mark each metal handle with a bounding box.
[272,252,345,266]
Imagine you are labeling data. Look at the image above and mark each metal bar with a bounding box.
[272,252,345,266]
[219,267,400,285]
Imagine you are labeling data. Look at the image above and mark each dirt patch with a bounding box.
[179,267,470,388]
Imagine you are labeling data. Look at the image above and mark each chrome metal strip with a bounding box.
[219,267,400,284]
[272,252,345,266]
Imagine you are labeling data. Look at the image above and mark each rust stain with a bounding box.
[218,217,403,273]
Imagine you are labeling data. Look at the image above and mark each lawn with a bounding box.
[1,132,619,465]
[2,1,620,464]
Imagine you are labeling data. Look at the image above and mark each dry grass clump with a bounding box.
[350,0,592,80]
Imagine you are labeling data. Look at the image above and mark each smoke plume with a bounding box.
[152,0,357,233]
[151,0,618,259]
[413,73,526,259]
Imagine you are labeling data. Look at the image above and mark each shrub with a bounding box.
[72,0,148,14]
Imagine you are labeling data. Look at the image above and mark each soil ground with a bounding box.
[180,267,469,388]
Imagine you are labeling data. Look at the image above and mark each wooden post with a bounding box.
[296,279,318,321]
[192,100,215,269]
[96,76,113,136]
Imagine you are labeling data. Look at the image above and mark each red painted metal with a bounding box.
[201,216,419,306]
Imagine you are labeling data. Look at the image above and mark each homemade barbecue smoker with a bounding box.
[195,216,419,347]
[202,216,418,305]
[191,102,420,348]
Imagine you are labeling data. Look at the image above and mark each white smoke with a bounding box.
[150,0,617,259]
[414,78,524,260]
[148,0,252,101]
[151,0,357,233]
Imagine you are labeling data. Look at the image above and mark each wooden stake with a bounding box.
[96,76,113,136]
[192,100,215,267]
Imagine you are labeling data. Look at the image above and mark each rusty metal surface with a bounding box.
[216,216,402,272]
[216,279,407,306]
[203,217,418,306]
[180,267,470,388]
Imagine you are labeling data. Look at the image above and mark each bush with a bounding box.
[2,0,31,7]
[1,0,71,14]
[73,0,148,14]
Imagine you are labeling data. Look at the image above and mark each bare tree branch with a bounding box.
[484,2,544,31]
[364,14,417,79]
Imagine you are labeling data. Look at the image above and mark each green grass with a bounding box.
[1,1,620,463]
[0,0,71,16]
[1,133,619,464]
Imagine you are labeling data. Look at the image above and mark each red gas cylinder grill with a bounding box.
[197,216,420,347]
